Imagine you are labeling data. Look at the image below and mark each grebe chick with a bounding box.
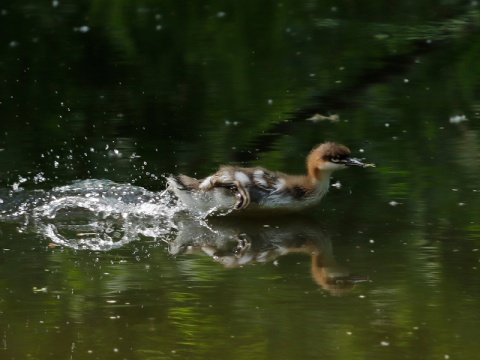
[167,142,373,213]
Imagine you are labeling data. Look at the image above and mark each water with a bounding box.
[0,179,374,359]
[2,1,480,359]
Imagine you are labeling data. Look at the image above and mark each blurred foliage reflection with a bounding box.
[1,1,480,359]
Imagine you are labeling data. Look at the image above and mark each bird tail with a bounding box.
[165,174,200,191]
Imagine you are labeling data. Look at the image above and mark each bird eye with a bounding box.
[331,156,340,163]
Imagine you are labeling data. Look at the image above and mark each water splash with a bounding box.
[0,179,195,251]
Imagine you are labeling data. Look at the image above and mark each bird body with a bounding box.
[167,142,372,214]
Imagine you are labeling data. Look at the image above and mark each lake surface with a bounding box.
[1,1,480,359]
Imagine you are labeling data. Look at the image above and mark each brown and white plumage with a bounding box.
[167,142,371,213]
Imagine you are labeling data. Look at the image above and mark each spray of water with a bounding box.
[0,179,219,251]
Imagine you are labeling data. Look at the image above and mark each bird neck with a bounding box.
[308,167,333,187]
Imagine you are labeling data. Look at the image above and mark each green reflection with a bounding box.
[1,1,480,360]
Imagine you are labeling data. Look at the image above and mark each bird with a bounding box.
[166,142,374,214]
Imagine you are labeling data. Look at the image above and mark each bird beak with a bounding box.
[344,158,366,167]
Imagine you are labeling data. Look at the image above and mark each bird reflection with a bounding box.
[169,215,368,295]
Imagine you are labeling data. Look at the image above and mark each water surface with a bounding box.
[1,1,480,359]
